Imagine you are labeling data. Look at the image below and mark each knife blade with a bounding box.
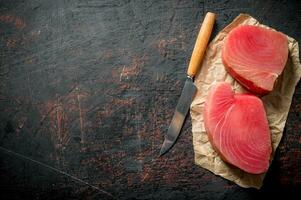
[159,12,216,156]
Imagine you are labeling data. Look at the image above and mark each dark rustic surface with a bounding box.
[0,0,300,199]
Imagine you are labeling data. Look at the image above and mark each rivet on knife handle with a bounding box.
[187,12,216,78]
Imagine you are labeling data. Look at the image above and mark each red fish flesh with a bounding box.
[204,82,272,174]
[222,25,288,95]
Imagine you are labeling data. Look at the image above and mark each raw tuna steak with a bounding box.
[222,25,288,95]
[204,82,272,174]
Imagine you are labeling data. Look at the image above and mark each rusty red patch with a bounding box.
[0,15,26,29]
[6,38,18,48]
[115,55,148,81]
[39,86,89,148]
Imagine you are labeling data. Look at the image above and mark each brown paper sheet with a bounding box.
[190,14,301,189]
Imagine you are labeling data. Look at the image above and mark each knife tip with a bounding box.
[159,148,166,157]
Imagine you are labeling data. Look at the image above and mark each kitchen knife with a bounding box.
[159,12,216,156]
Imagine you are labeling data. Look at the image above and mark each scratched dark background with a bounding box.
[0,0,300,199]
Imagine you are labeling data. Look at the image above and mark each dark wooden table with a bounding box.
[0,0,300,199]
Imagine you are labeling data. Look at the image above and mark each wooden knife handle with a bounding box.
[187,12,216,78]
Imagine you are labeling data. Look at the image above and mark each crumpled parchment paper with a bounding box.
[190,14,301,189]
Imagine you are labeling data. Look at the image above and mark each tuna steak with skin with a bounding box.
[222,25,288,95]
[204,82,272,174]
